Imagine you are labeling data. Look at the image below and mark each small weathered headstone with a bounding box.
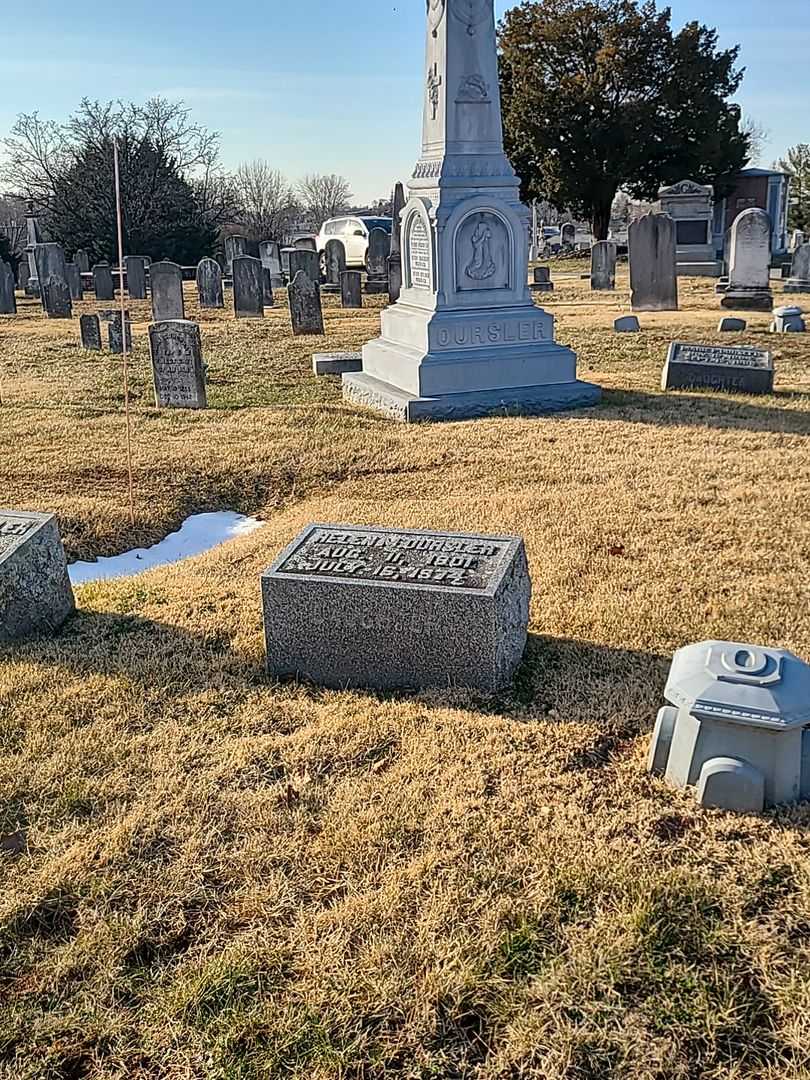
[614,316,640,333]
[108,311,133,354]
[74,249,90,274]
[150,261,185,321]
[294,237,317,251]
[340,270,363,309]
[232,255,264,318]
[262,267,275,307]
[0,510,75,643]
[93,262,115,301]
[0,262,16,315]
[35,243,72,318]
[721,208,774,311]
[530,266,553,293]
[125,255,148,300]
[662,342,774,393]
[259,240,283,288]
[261,524,531,691]
[365,228,389,293]
[280,247,296,278]
[149,320,207,409]
[224,234,247,277]
[66,262,83,300]
[590,241,617,290]
[324,239,346,292]
[718,317,746,332]
[560,223,576,247]
[288,270,324,336]
[771,306,806,333]
[79,314,101,350]
[648,640,810,812]
[312,351,362,376]
[785,243,810,293]
[629,213,678,312]
[289,249,320,287]
[196,258,224,309]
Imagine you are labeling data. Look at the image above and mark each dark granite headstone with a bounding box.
[232,255,264,318]
[150,261,185,321]
[93,262,115,300]
[125,255,148,300]
[289,249,320,286]
[66,262,83,300]
[294,237,317,251]
[388,182,406,303]
[149,320,207,408]
[662,342,774,393]
[280,247,296,278]
[0,262,16,315]
[262,267,275,306]
[79,313,101,350]
[224,234,247,276]
[365,228,389,293]
[288,270,324,336]
[340,270,363,309]
[0,510,75,643]
[35,243,72,318]
[324,239,346,290]
[629,213,678,312]
[108,311,133,354]
[74,249,90,274]
[196,258,224,308]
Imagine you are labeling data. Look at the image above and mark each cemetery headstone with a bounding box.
[388,181,406,303]
[312,351,363,376]
[288,270,324,336]
[66,262,83,300]
[93,262,115,301]
[259,240,283,288]
[108,311,133,354]
[79,313,102,350]
[340,270,363,309]
[785,243,810,293]
[150,261,185,321]
[590,241,617,290]
[294,237,317,251]
[657,180,720,276]
[721,208,774,311]
[24,202,42,297]
[17,260,29,290]
[125,255,148,300]
[344,0,600,421]
[365,227,389,294]
[289,249,320,287]
[324,239,346,293]
[149,320,207,409]
[280,247,296,278]
[614,316,640,333]
[560,222,576,247]
[34,243,72,318]
[262,267,275,306]
[629,213,678,312]
[662,342,774,393]
[261,524,531,691]
[0,510,75,643]
[0,262,16,315]
[74,249,90,274]
[718,317,746,332]
[771,306,805,333]
[648,640,810,812]
[530,266,553,292]
[196,258,224,308]
[224,234,247,277]
[232,256,264,318]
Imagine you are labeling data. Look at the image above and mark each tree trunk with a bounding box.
[590,196,615,242]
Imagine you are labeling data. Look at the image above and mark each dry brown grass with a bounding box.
[1,269,810,1079]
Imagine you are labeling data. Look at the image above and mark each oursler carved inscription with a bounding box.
[276,526,509,589]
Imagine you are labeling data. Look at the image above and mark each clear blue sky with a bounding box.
[1,0,807,203]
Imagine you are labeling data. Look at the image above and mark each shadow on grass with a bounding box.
[597,386,810,435]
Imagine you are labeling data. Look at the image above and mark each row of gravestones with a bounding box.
[5,508,810,816]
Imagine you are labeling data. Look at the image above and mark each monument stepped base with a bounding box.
[342,371,601,423]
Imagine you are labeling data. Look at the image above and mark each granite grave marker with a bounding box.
[0,510,75,643]
[662,342,773,393]
[149,320,207,409]
[288,270,324,335]
[150,261,185,321]
[196,258,224,308]
[232,255,264,318]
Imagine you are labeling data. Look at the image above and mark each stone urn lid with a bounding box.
[664,640,810,730]
[774,306,803,317]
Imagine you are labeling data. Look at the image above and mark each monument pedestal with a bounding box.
[720,288,774,312]
[343,0,599,424]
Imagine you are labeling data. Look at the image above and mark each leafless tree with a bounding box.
[296,173,353,228]
[0,195,27,266]
[233,160,299,242]
[741,116,769,167]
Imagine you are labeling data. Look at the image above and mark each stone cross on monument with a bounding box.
[343,0,600,422]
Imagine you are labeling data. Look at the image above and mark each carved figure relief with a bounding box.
[448,0,491,35]
[465,221,496,280]
[427,63,443,120]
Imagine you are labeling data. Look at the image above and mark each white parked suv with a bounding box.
[316,215,393,271]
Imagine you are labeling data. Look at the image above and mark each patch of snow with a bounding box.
[69,511,264,585]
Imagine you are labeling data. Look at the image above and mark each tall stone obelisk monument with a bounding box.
[343,0,600,422]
